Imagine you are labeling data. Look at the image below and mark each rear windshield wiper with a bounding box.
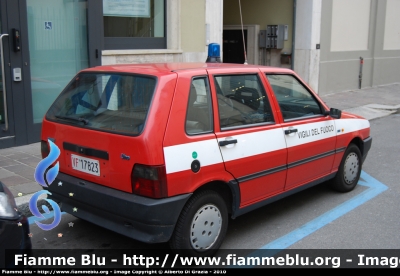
[55,115,89,125]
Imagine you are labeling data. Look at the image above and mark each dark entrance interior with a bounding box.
[223,29,247,64]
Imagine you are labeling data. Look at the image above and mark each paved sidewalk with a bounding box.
[0,143,42,213]
[1,82,399,216]
[321,83,400,120]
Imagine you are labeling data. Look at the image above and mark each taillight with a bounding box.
[131,164,168,198]
[41,140,50,158]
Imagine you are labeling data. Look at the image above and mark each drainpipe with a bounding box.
[359,57,364,89]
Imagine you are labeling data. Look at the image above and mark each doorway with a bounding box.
[222,25,259,65]
[223,29,247,64]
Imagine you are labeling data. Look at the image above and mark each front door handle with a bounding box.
[219,139,237,147]
[284,128,298,135]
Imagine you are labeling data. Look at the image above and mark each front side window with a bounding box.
[46,73,156,135]
[214,74,274,129]
[103,0,165,49]
[266,74,322,121]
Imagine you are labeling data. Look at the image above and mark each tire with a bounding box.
[331,144,362,192]
[169,190,228,257]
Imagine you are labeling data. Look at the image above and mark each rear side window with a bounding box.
[185,77,213,135]
[46,73,156,135]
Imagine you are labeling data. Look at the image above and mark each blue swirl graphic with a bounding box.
[29,190,62,231]
[30,139,62,231]
[34,140,60,187]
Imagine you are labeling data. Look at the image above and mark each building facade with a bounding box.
[0,0,399,148]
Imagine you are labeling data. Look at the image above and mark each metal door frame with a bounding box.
[0,0,33,149]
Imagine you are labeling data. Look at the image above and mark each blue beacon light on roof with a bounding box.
[206,43,221,63]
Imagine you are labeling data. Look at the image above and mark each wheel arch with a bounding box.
[349,135,373,165]
[191,180,240,219]
[349,137,362,150]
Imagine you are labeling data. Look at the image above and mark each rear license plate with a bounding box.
[71,154,100,176]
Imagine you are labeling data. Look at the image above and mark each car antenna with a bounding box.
[239,0,248,65]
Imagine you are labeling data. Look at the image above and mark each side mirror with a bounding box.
[329,108,342,119]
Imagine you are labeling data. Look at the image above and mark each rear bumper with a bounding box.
[46,173,191,243]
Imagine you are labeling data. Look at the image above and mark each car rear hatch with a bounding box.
[41,71,171,195]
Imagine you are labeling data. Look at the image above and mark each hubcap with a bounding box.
[344,152,359,184]
[190,204,222,250]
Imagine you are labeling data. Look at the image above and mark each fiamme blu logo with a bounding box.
[29,139,62,231]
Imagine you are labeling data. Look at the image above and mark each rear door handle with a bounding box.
[284,128,298,135]
[219,139,237,147]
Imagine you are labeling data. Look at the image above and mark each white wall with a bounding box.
[383,0,400,50]
[294,0,322,92]
[206,0,223,47]
[330,0,371,52]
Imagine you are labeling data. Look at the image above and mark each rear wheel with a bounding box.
[169,190,228,257]
[331,144,362,192]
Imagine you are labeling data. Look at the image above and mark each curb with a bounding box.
[344,104,400,121]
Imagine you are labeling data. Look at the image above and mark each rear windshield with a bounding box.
[46,73,157,135]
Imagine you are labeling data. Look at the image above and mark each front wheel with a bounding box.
[330,144,362,192]
[169,190,228,257]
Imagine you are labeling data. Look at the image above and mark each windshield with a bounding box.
[46,73,157,135]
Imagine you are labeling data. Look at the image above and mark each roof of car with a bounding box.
[81,62,294,75]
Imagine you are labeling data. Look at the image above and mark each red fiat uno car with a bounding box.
[41,62,371,256]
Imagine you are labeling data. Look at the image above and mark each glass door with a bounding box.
[27,0,89,126]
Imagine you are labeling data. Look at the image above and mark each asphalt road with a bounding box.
[24,114,400,267]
